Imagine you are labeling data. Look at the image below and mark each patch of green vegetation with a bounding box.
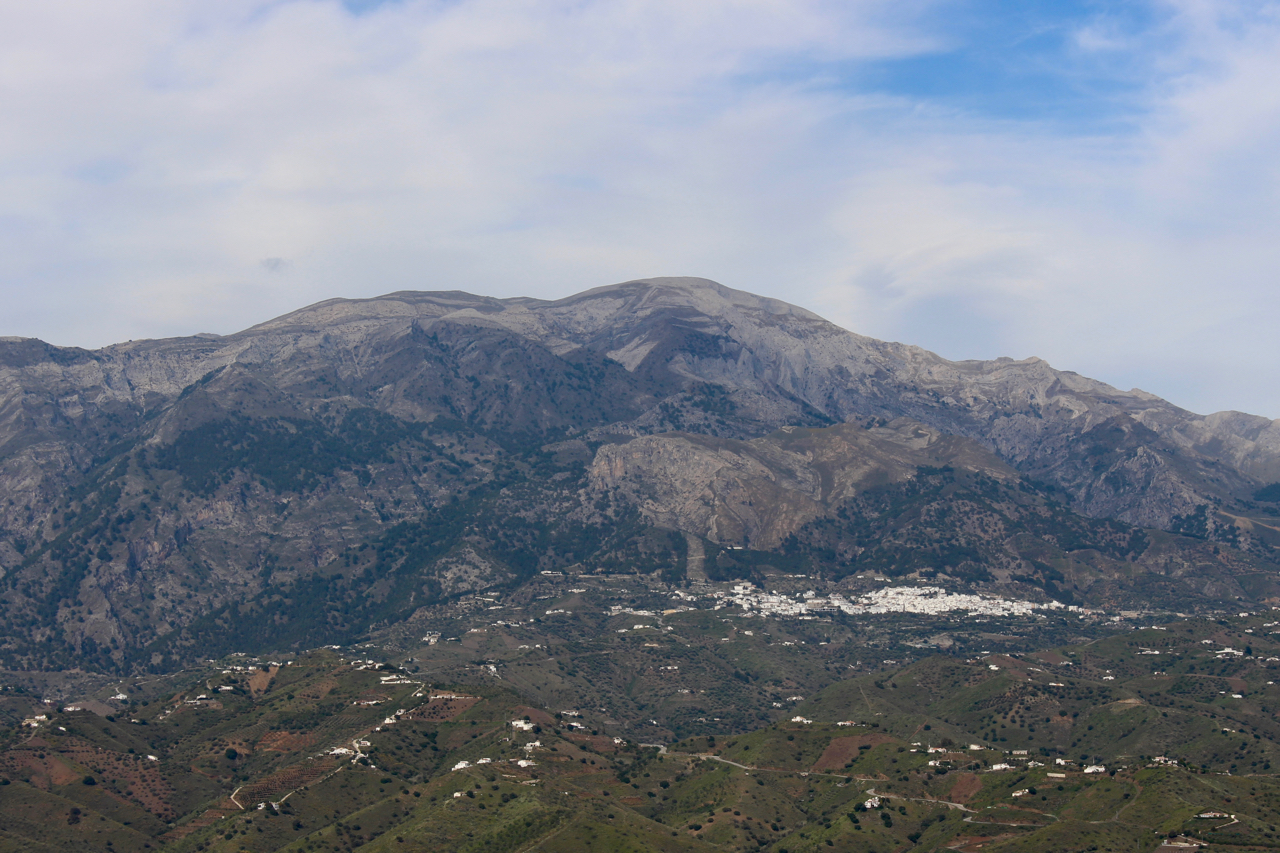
[155,409,419,496]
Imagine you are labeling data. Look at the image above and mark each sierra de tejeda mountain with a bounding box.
[3,277,1280,672]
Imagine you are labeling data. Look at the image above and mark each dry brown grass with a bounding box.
[811,733,895,771]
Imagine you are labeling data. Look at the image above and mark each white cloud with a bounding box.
[1,0,1280,417]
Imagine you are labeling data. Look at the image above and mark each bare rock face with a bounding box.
[590,432,826,549]
[589,420,1017,549]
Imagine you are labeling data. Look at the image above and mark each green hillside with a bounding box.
[4,610,1280,851]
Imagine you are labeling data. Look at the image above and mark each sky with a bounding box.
[2,0,1280,418]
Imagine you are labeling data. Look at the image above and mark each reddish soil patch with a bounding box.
[620,796,645,806]
[949,772,983,803]
[0,737,177,819]
[812,734,895,771]
[46,755,84,785]
[514,706,556,726]
[258,731,318,751]
[0,750,61,789]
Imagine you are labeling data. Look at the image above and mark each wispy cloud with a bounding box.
[1,0,1279,417]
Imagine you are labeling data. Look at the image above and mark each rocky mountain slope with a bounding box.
[2,277,1280,673]
[588,419,1019,549]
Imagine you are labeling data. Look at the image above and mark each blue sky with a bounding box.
[2,0,1280,417]
[863,1,1158,123]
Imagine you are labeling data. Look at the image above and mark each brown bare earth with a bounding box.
[0,749,79,788]
[1107,698,1145,713]
[812,734,896,771]
[949,772,983,803]
[1034,650,1070,665]
[248,666,278,697]
[514,706,556,726]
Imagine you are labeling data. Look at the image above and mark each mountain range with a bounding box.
[3,276,1280,674]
